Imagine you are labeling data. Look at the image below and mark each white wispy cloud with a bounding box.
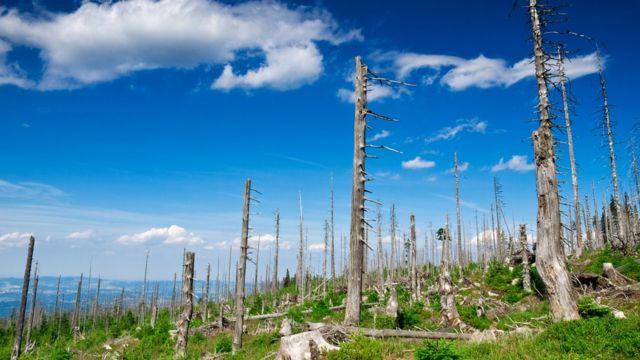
[426,118,487,143]
[117,225,203,245]
[0,232,32,247]
[0,0,361,90]
[491,155,535,173]
[385,51,600,91]
[368,130,390,142]
[445,162,469,174]
[402,156,435,170]
[308,242,326,252]
[67,229,97,240]
[0,179,67,200]
[0,40,32,88]
[435,194,488,213]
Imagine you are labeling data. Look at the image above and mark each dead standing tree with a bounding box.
[344,56,410,325]
[520,225,532,293]
[410,214,419,302]
[272,210,280,294]
[438,216,463,328]
[175,251,195,358]
[454,152,464,267]
[25,262,38,351]
[10,235,35,360]
[528,0,579,321]
[297,191,305,304]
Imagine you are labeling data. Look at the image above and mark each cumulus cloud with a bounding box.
[67,229,97,240]
[491,155,535,173]
[0,179,67,200]
[0,0,360,90]
[368,130,390,142]
[0,232,32,247]
[402,156,435,170]
[117,225,203,245]
[426,118,487,143]
[445,161,469,174]
[381,51,600,91]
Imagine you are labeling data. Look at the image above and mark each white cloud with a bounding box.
[117,225,203,245]
[67,229,96,240]
[491,155,535,173]
[0,0,360,90]
[308,242,326,252]
[445,161,469,174]
[0,232,32,247]
[0,40,32,88]
[425,176,437,182]
[337,82,403,103]
[426,118,487,143]
[384,51,600,91]
[402,156,435,170]
[0,179,67,200]
[368,130,390,142]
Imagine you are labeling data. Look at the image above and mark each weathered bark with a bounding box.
[529,0,580,321]
[345,56,367,326]
[558,48,583,256]
[410,214,419,302]
[390,204,398,276]
[330,173,336,280]
[494,178,504,261]
[323,219,328,297]
[253,235,260,296]
[11,236,35,360]
[272,210,280,293]
[440,216,462,327]
[519,225,532,293]
[139,250,149,325]
[376,206,384,289]
[597,49,625,248]
[175,251,194,358]
[583,195,593,249]
[336,326,472,340]
[25,265,38,351]
[454,152,464,267]
[297,192,305,304]
[92,277,101,328]
[203,263,210,322]
[233,179,252,352]
[72,274,83,339]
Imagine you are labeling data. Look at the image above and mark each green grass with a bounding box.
[584,248,640,281]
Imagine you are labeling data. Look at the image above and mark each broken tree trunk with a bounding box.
[233,179,252,352]
[203,263,210,322]
[11,235,35,360]
[175,251,195,358]
[440,216,463,327]
[25,264,38,350]
[529,0,580,321]
[345,56,367,326]
[71,273,83,340]
[520,225,532,293]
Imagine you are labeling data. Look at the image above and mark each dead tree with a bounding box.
[139,250,149,325]
[203,263,210,322]
[596,49,625,249]
[11,235,35,360]
[297,191,305,304]
[323,219,328,297]
[24,263,38,351]
[376,206,384,289]
[439,216,462,328]
[389,204,398,277]
[493,178,504,260]
[253,235,260,296]
[170,272,177,322]
[330,173,336,280]
[272,210,280,293]
[71,273,83,339]
[583,195,593,249]
[92,277,101,328]
[454,152,464,267]
[558,46,583,256]
[175,251,195,358]
[233,179,252,352]
[529,0,580,321]
[410,214,419,302]
[519,225,532,293]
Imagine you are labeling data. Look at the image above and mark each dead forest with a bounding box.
[3,1,640,359]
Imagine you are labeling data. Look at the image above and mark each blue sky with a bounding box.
[0,0,638,280]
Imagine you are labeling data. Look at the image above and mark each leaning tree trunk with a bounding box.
[233,179,251,352]
[175,251,194,358]
[345,56,367,326]
[11,236,35,360]
[558,48,583,257]
[529,0,579,321]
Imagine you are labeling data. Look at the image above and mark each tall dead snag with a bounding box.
[272,210,280,294]
[323,219,328,297]
[519,225,532,293]
[558,47,583,256]
[410,214,419,302]
[170,272,177,322]
[454,152,464,267]
[438,216,462,328]
[233,179,252,352]
[139,250,149,325]
[389,204,398,277]
[71,273,83,339]
[345,56,368,326]
[376,206,384,289]
[203,263,210,322]
[529,0,580,321]
[596,49,625,249]
[330,174,336,280]
[297,191,305,304]
[10,235,34,360]
[253,235,260,296]
[25,263,38,350]
[175,251,195,358]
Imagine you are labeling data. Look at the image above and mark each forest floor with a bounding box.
[1,247,639,359]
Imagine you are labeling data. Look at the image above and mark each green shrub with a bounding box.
[326,334,383,360]
[577,296,611,318]
[373,314,397,329]
[310,299,332,322]
[214,333,233,353]
[414,340,460,360]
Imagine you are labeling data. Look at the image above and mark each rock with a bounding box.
[469,329,502,343]
[487,291,499,297]
[514,327,534,336]
[613,310,626,319]
[277,330,339,360]
[511,278,519,286]
[280,318,293,337]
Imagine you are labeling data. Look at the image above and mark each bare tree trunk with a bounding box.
[272,210,280,294]
[345,56,367,326]
[233,179,252,352]
[454,152,464,267]
[53,274,61,328]
[597,50,625,249]
[253,236,260,296]
[116,288,124,320]
[323,219,328,298]
[11,236,35,360]
[72,274,83,339]
[203,263,210,322]
[558,47,583,257]
[389,204,397,278]
[439,216,462,327]
[376,206,384,289]
[494,178,504,261]
[330,173,336,280]
[529,0,579,321]
[139,250,149,325]
[170,272,176,322]
[92,277,101,328]
[410,214,418,302]
[519,225,532,293]
[583,195,593,249]
[593,187,602,249]
[25,265,38,351]
[175,251,195,358]
[297,192,305,304]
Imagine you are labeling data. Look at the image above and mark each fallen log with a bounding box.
[328,325,472,340]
